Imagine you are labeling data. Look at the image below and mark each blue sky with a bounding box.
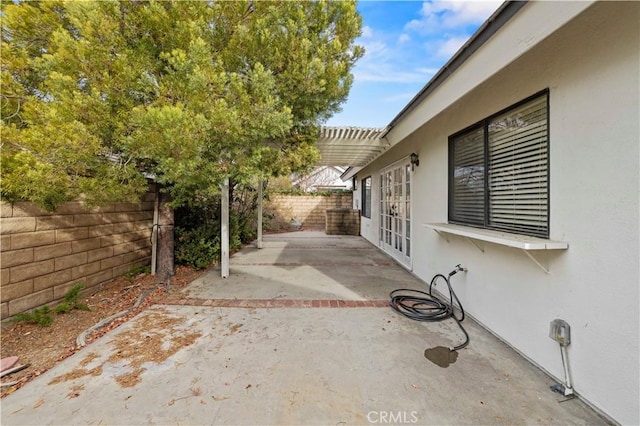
[326,0,502,128]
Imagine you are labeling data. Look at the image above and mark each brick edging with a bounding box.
[160,298,389,308]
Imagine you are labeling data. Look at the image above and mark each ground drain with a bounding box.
[424,346,458,368]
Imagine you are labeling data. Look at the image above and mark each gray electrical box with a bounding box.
[549,319,571,346]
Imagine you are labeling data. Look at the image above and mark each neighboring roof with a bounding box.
[316,126,388,167]
[291,165,345,187]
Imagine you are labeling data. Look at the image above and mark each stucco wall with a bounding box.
[356,2,639,424]
[0,188,156,319]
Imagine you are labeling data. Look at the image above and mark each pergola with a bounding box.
[315,126,388,167]
[219,126,388,277]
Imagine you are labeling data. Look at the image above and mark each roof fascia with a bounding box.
[340,166,362,182]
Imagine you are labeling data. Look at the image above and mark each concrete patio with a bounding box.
[1,232,607,425]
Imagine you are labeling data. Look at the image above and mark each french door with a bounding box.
[379,160,412,267]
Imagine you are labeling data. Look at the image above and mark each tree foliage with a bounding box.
[1,1,363,209]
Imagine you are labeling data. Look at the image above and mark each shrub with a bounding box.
[54,283,90,314]
[13,306,53,327]
[174,181,259,269]
[175,225,220,270]
[125,264,151,282]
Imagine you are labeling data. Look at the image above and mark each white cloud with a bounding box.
[397,33,411,45]
[384,92,417,103]
[354,68,430,84]
[329,2,502,127]
[436,36,469,57]
[348,3,496,86]
[354,38,430,84]
[360,40,388,58]
[405,0,501,34]
[416,66,440,76]
[361,25,374,38]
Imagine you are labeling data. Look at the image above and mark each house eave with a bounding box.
[340,166,362,182]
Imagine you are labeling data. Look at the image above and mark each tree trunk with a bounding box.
[156,191,175,285]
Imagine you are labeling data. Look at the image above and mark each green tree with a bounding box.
[1,0,363,209]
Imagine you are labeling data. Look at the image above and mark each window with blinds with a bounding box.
[450,126,485,226]
[448,91,549,238]
[361,176,371,218]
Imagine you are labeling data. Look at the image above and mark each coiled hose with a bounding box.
[389,266,469,351]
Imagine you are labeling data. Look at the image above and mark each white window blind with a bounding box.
[488,96,548,236]
[451,127,485,225]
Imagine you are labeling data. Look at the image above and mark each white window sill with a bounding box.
[423,223,568,250]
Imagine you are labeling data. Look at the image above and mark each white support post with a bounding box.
[257,180,263,249]
[221,178,230,278]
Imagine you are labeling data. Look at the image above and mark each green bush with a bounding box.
[14,283,90,327]
[230,212,254,249]
[54,283,90,314]
[13,306,53,327]
[175,225,221,270]
[174,181,259,270]
[125,264,151,282]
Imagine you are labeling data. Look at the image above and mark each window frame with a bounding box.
[448,90,550,238]
[361,176,372,218]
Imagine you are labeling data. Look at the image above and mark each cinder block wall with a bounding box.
[325,209,361,236]
[267,193,353,230]
[0,187,156,319]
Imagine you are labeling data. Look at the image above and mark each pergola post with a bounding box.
[257,180,263,249]
[221,178,230,278]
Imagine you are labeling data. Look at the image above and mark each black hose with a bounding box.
[389,270,469,351]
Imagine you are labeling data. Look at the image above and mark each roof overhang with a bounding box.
[340,166,361,182]
[316,126,388,167]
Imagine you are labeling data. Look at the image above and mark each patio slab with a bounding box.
[184,232,422,302]
[0,232,608,425]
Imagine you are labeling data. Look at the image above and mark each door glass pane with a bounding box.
[407,165,411,195]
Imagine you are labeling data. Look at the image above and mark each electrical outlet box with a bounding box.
[549,319,571,346]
